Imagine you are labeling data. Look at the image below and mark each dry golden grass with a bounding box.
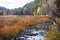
[54,17,60,25]
[45,24,60,40]
[0,15,50,37]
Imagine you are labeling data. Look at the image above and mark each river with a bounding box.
[11,22,51,40]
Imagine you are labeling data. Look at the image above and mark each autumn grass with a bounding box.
[45,31,60,40]
[0,15,50,38]
[45,15,60,40]
[45,24,60,40]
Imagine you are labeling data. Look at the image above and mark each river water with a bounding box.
[11,22,51,40]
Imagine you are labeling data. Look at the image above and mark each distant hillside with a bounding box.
[0,7,7,15]
[0,7,7,10]
[0,0,43,15]
[7,8,23,15]
[23,0,42,8]
[23,0,42,15]
[0,7,23,15]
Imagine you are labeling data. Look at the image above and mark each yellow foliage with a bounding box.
[33,11,36,15]
[37,7,41,14]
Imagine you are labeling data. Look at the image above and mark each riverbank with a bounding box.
[0,15,50,39]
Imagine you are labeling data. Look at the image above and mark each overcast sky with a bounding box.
[0,0,34,9]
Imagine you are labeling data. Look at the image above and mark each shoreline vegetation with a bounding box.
[0,15,50,38]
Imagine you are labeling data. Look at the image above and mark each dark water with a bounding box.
[11,22,51,40]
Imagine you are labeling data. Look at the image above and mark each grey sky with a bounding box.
[0,0,34,9]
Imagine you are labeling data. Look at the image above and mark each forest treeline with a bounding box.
[0,0,42,15]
